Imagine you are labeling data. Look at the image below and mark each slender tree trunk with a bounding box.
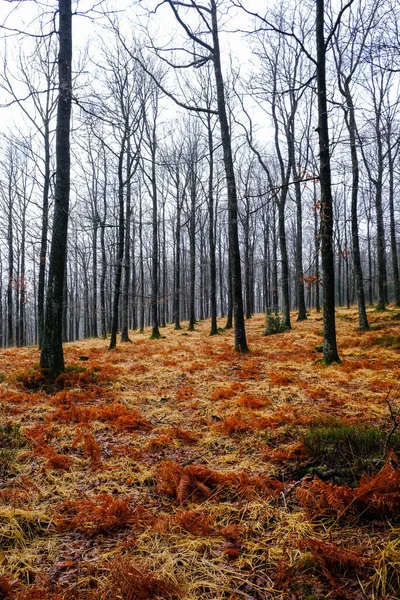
[365,200,374,306]
[292,163,307,321]
[121,140,132,342]
[139,192,145,333]
[374,127,387,310]
[38,123,50,349]
[188,175,196,331]
[40,0,72,375]
[109,142,126,350]
[20,211,27,346]
[210,0,247,351]
[225,248,233,329]
[173,188,182,330]
[271,205,279,312]
[161,198,167,327]
[131,217,138,330]
[150,124,161,339]
[387,138,400,306]
[7,189,13,347]
[92,219,99,337]
[316,0,340,364]
[218,234,225,318]
[207,113,218,335]
[278,197,291,329]
[343,83,369,328]
[244,199,251,320]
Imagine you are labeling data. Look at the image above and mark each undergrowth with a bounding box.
[0,308,400,599]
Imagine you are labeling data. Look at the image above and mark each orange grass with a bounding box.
[0,308,400,599]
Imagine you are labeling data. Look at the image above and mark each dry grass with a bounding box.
[0,307,400,598]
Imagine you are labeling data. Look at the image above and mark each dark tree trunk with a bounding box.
[92,219,99,337]
[218,234,225,318]
[387,136,400,306]
[207,113,218,335]
[244,197,252,320]
[121,139,132,343]
[40,0,72,375]
[7,187,13,347]
[161,198,167,327]
[173,184,182,330]
[278,196,291,329]
[131,217,138,330]
[210,0,247,351]
[366,201,374,306]
[271,208,279,312]
[38,123,50,349]
[316,0,340,364]
[109,141,126,350]
[139,191,145,333]
[188,173,196,331]
[292,163,307,321]
[225,248,233,329]
[150,122,161,339]
[343,82,369,329]
[374,125,387,310]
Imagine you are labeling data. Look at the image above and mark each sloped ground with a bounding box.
[0,307,400,599]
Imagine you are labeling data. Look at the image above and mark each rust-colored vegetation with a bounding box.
[1,309,400,599]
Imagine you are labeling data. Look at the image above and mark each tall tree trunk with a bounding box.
[210,0,247,351]
[92,219,99,337]
[40,0,72,375]
[278,197,291,329]
[292,162,307,321]
[343,82,369,328]
[271,210,279,313]
[121,139,132,343]
[316,0,340,364]
[109,141,126,350]
[188,174,196,331]
[7,187,13,347]
[207,113,218,335]
[161,198,167,327]
[244,198,251,320]
[139,191,145,333]
[387,137,400,306]
[173,186,182,330]
[131,217,138,330]
[19,212,26,347]
[374,125,387,310]
[38,122,50,349]
[225,247,233,329]
[150,124,161,339]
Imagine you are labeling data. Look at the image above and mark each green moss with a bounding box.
[304,421,385,456]
[375,335,400,349]
[302,419,399,484]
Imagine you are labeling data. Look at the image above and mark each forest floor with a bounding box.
[1,307,400,599]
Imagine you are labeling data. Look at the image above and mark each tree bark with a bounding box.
[316,0,340,364]
[210,0,248,351]
[40,0,72,375]
[343,82,369,329]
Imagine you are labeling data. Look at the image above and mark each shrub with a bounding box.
[264,311,286,336]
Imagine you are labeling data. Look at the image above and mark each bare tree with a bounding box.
[40,0,72,375]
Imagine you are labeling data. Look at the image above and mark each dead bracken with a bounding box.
[0,310,400,599]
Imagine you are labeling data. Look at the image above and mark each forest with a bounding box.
[0,0,400,598]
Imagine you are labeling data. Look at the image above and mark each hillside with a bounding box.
[1,308,400,599]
